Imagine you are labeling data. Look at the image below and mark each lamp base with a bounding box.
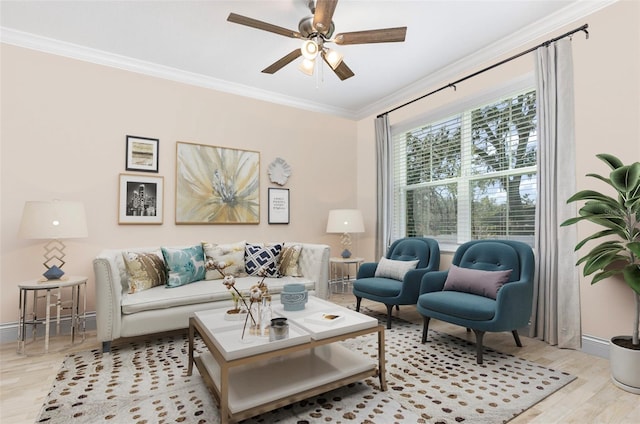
[341,249,352,259]
[43,265,65,280]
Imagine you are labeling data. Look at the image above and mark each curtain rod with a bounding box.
[377,23,589,118]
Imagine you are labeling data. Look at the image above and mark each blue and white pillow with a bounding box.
[245,243,282,277]
[161,245,206,288]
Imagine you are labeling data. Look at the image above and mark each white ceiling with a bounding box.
[1,1,611,119]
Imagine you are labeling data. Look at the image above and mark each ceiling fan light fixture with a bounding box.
[301,39,319,60]
[299,58,315,76]
[324,48,343,70]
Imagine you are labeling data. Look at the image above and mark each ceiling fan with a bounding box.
[227,0,407,81]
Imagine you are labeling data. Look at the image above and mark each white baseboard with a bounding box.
[0,312,97,344]
[582,334,610,359]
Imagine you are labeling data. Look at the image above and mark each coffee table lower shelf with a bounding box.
[194,343,377,422]
[187,312,387,424]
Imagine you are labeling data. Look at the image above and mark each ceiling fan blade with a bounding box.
[262,49,303,74]
[321,53,354,81]
[334,27,407,45]
[227,13,302,39]
[313,0,338,35]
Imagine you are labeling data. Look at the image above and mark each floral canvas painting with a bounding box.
[176,142,259,224]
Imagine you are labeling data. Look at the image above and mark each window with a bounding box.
[391,87,537,249]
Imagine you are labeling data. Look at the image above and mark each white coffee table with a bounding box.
[187,296,386,424]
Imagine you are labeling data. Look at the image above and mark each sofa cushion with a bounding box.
[245,243,282,276]
[418,290,496,321]
[161,245,206,288]
[202,240,246,280]
[122,251,167,293]
[353,277,403,297]
[121,275,315,314]
[443,264,512,300]
[279,243,302,276]
[374,257,419,281]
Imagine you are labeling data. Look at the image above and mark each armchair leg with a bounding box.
[421,317,431,343]
[355,297,362,312]
[395,305,399,311]
[472,329,485,364]
[512,330,523,347]
[385,304,394,329]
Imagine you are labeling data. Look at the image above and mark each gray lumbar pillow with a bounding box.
[374,256,419,281]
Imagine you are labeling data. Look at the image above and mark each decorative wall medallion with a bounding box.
[268,157,291,186]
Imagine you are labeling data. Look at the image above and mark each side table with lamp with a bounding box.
[326,209,365,293]
[17,200,89,354]
[329,256,364,293]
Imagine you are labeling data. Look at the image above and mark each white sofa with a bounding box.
[93,242,330,352]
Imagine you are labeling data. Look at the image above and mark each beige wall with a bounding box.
[357,1,640,342]
[0,44,357,324]
[1,1,638,343]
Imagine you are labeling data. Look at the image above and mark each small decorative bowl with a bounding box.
[280,283,308,311]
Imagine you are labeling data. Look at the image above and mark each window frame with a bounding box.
[390,75,536,252]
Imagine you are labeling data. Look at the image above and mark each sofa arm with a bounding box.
[93,255,124,345]
[297,243,330,299]
[419,271,449,294]
[357,262,378,278]
[493,280,533,329]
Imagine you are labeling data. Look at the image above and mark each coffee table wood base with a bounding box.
[188,317,386,424]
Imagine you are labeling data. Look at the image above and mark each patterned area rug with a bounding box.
[37,312,575,424]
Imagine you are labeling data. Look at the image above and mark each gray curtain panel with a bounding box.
[531,38,581,349]
[375,115,392,260]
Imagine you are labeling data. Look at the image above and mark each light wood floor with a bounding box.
[1,293,638,423]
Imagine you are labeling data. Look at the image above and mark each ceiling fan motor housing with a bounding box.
[298,16,335,39]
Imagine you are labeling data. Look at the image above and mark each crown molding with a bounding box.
[355,0,617,120]
[0,27,356,119]
[0,1,615,122]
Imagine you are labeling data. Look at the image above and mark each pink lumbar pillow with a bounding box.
[442,264,512,299]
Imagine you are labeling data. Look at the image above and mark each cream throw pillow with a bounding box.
[202,240,247,280]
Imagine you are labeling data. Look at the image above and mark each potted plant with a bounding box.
[561,153,640,393]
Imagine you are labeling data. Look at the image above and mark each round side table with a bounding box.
[329,257,364,294]
[17,275,87,355]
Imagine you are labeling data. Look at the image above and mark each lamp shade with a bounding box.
[326,209,365,234]
[19,200,88,240]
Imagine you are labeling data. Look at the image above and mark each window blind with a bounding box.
[391,89,537,247]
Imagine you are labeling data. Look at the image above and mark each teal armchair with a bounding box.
[417,240,535,364]
[353,237,440,328]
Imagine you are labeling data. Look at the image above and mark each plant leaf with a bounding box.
[610,163,640,195]
[597,153,624,170]
[628,242,640,258]
[574,229,617,250]
[583,251,626,275]
[622,265,640,295]
[590,269,623,284]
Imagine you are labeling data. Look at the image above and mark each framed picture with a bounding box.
[118,173,164,224]
[268,188,290,224]
[126,135,159,173]
[175,141,260,224]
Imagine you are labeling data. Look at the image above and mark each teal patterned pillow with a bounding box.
[161,245,206,288]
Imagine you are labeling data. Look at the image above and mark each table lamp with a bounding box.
[19,200,88,280]
[326,209,365,258]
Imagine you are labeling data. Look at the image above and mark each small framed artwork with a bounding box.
[268,188,289,224]
[126,135,159,173]
[118,173,164,224]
